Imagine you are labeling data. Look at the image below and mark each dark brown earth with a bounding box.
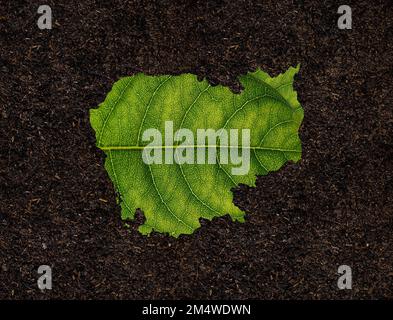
[0,0,392,299]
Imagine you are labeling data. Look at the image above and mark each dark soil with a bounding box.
[1,0,392,299]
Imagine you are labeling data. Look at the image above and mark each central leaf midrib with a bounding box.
[99,145,300,152]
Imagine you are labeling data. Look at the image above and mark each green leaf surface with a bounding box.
[90,65,303,237]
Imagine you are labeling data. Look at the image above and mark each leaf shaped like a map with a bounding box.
[90,65,303,237]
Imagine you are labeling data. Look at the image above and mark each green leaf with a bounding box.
[90,65,303,237]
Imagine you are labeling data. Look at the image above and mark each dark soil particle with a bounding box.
[0,0,393,299]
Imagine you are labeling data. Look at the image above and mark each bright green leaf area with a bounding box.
[90,65,303,237]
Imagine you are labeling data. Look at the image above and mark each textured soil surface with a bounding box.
[1,0,392,299]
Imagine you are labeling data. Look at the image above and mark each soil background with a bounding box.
[0,0,392,299]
